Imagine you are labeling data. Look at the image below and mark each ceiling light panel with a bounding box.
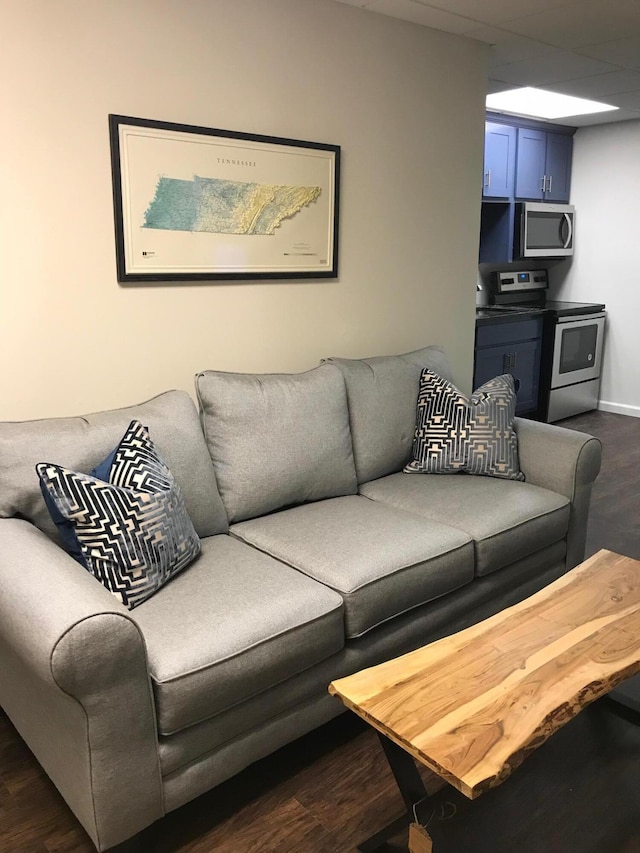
[486,87,619,118]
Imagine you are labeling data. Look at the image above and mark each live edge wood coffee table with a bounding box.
[329,550,640,852]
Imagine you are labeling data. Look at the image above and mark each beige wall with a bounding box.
[0,0,487,420]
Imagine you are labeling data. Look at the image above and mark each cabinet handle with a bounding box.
[541,175,547,193]
[485,169,491,189]
[547,174,553,193]
[502,352,518,373]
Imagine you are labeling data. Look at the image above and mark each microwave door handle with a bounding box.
[562,213,573,248]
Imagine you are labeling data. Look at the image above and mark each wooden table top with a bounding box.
[329,550,640,800]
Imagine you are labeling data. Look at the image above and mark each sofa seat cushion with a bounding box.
[231,495,474,638]
[131,535,344,735]
[360,473,570,578]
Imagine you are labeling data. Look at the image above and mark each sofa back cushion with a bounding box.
[0,390,228,541]
[195,364,358,523]
[325,346,453,484]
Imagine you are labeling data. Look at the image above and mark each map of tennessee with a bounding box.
[142,175,321,235]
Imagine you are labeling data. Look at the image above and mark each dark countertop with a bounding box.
[475,306,547,326]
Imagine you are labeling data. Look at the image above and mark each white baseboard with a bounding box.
[597,400,640,418]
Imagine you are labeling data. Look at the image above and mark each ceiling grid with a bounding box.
[334,0,640,125]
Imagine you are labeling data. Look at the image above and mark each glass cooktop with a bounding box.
[484,299,606,317]
[545,300,606,316]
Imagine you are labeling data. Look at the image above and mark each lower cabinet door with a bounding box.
[474,339,542,416]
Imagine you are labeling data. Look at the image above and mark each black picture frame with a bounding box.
[109,114,340,282]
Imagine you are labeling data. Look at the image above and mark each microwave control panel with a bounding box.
[493,269,549,293]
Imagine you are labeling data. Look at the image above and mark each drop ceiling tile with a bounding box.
[602,89,640,108]
[362,0,479,32]
[558,106,640,125]
[503,0,640,50]
[577,35,640,70]
[468,26,563,67]
[543,69,640,97]
[491,51,619,87]
[414,0,575,26]
[487,77,515,94]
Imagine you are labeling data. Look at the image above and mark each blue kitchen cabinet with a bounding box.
[479,116,574,262]
[483,122,516,198]
[479,202,513,263]
[544,132,573,201]
[474,317,544,417]
[514,129,547,200]
[515,128,572,202]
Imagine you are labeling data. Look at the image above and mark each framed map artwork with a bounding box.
[108,115,340,282]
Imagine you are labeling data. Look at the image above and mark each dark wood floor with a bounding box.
[562,410,640,562]
[2,410,640,853]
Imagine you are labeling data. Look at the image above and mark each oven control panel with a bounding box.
[493,269,548,293]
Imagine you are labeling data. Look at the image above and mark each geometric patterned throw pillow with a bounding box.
[36,420,201,609]
[404,370,524,481]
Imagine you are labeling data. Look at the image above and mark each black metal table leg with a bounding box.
[378,734,429,812]
[357,732,448,852]
[606,672,640,724]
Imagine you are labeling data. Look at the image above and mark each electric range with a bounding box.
[486,270,607,421]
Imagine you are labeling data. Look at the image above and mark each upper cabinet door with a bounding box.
[515,127,573,202]
[544,132,572,202]
[483,122,516,198]
[515,128,547,200]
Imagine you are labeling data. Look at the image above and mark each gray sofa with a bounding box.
[0,345,602,851]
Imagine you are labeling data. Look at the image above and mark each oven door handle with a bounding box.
[562,213,573,249]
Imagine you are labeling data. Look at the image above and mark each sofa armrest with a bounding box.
[514,418,602,569]
[0,519,164,851]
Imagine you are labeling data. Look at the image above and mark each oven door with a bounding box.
[551,314,606,389]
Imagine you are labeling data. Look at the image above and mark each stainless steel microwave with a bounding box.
[516,202,575,258]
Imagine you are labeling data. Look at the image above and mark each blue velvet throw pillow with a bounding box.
[37,420,201,609]
[39,444,119,565]
[404,370,524,481]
